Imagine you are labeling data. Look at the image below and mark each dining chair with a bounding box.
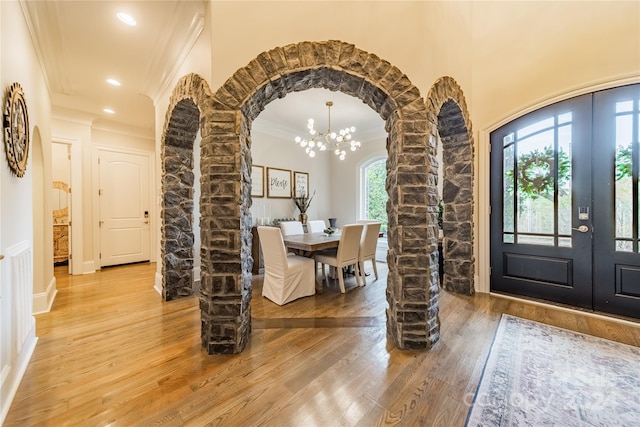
[314,224,364,293]
[358,222,382,285]
[306,220,326,233]
[279,221,304,236]
[356,219,378,224]
[257,226,316,305]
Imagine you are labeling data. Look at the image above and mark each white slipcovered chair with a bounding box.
[306,220,326,233]
[356,219,378,224]
[257,226,315,305]
[314,224,364,293]
[279,221,304,236]
[358,222,382,285]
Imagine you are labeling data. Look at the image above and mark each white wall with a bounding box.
[250,128,333,224]
[153,3,211,291]
[1,1,51,423]
[49,118,156,275]
[470,0,640,292]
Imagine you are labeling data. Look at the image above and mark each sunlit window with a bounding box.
[360,158,388,233]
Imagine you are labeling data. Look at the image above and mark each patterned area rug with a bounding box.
[466,314,640,426]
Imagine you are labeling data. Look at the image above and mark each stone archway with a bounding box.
[426,76,475,295]
[160,74,212,301]
[194,40,440,354]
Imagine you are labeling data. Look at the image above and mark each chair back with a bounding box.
[336,224,364,265]
[257,226,288,271]
[356,219,378,224]
[306,220,326,233]
[279,221,304,236]
[360,222,382,259]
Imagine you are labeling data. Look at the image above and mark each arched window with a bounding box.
[360,157,388,233]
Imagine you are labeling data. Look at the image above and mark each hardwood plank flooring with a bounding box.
[4,262,640,426]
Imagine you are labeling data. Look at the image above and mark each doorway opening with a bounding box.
[52,142,71,273]
[161,42,474,354]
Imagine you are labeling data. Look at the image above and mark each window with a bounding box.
[360,157,388,233]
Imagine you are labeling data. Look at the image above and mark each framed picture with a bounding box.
[267,167,292,198]
[293,171,309,198]
[251,165,264,197]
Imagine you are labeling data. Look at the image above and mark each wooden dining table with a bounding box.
[282,232,341,252]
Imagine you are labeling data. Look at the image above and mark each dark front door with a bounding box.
[490,84,640,319]
[593,85,640,317]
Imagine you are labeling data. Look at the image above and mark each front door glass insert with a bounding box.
[503,113,573,247]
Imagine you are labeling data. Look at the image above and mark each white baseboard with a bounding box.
[33,276,57,314]
[82,260,96,275]
[154,271,162,295]
[474,273,487,293]
[0,319,38,425]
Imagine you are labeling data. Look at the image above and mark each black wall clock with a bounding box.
[3,82,30,177]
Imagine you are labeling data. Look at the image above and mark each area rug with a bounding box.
[466,314,640,426]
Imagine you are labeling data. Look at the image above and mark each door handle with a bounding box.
[572,225,590,233]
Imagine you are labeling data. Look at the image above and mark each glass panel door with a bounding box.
[593,84,640,318]
[490,94,592,309]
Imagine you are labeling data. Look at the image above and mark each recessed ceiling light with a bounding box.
[117,12,136,26]
[106,78,121,87]
[103,108,115,114]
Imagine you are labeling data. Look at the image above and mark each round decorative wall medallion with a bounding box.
[3,82,30,177]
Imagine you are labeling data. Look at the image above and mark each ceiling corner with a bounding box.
[139,2,206,102]
[20,0,71,95]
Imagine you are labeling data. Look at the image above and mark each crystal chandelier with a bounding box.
[294,101,361,160]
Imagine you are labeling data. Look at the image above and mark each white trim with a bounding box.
[0,319,37,426]
[357,152,388,221]
[486,74,640,131]
[32,276,57,314]
[491,292,640,328]
[477,130,491,294]
[82,260,96,275]
[154,271,163,295]
[52,137,82,275]
[478,76,640,294]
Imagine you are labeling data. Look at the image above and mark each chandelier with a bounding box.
[294,101,361,160]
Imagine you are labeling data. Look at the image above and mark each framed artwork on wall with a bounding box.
[293,171,309,197]
[251,165,264,197]
[267,167,292,198]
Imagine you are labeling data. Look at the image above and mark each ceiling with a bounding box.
[253,88,386,144]
[22,1,385,140]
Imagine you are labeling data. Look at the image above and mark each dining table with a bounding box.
[282,232,341,252]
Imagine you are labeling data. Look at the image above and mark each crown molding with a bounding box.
[52,106,153,140]
[20,0,71,96]
[140,1,206,103]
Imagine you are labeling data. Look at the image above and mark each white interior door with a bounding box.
[99,149,150,267]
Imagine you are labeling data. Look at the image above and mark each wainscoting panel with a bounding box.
[1,241,37,424]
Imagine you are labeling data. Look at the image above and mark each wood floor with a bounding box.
[5,262,640,426]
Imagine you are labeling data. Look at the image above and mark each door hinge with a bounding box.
[98,157,100,165]
[68,187,71,194]
[99,220,104,227]
[69,221,72,227]
[69,254,72,260]
[98,189,103,196]
[99,253,102,259]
